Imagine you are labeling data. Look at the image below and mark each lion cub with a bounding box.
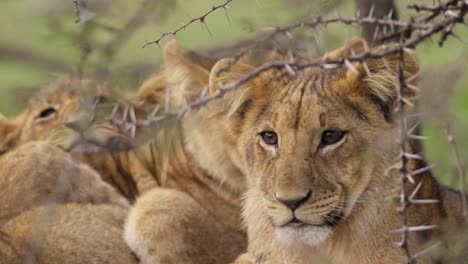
[189,38,467,263]
[0,76,109,154]
[0,78,133,263]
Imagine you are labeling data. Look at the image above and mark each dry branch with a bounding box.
[66,2,468,261]
[142,0,233,48]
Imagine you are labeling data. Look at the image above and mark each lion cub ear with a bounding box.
[162,39,211,109]
[208,58,259,116]
[0,113,23,153]
[343,43,419,121]
[323,37,368,60]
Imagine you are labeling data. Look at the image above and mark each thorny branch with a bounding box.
[142,0,233,48]
[396,45,415,264]
[68,1,467,261]
[82,0,467,149]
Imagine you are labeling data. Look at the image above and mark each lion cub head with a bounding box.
[206,38,419,246]
[0,76,108,153]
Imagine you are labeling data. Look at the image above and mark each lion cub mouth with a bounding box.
[282,210,343,228]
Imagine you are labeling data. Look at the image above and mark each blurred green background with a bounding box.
[0,0,467,189]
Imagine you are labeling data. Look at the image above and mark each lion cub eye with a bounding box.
[320,130,346,146]
[36,107,57,119]
[260,131,278,146]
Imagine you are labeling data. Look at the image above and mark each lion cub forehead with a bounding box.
[259,93,323,131]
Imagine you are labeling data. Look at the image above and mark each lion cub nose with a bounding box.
[276,190,311,210]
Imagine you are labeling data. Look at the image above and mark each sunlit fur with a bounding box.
[0,141,133,264]
[193,38,468,264]
[0,204,137,264]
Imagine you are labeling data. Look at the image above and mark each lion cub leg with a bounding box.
[0,204,138,264]
[0,141,128,224]
[124,188,240,264]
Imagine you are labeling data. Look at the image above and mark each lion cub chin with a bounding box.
[275,225,330,248]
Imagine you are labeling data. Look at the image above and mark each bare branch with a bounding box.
[143,0,233,48]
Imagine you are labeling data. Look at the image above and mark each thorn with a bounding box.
[401,97,415,108]
[409,180,423,200]
[391,225,438,234]
[411,199,440,204]
[387,8,394,19]
[122,104,129,122]
[312,28,321,47]
[401,151,423,160]
[407,134,428,141]
[407,119,421,134]
[109,104,119,119]
[285,64,296,76]
[129,106,137,124]
[362,39,370,52]
[362,61,372,77]
[201,20,213,37]
[367,5,375,19]
[223,7,231,25]
[149,105,161,119]
[406,173,416,184]
[344,59,359,75]
[323,63,338,69]
[372,26,380,42]
[406,83,420,92]
[409,164,436,177]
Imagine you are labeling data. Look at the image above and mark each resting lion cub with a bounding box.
[191,38,467,263]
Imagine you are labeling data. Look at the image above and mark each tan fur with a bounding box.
[185,38,468,263]
[0,204,137,264]
[0,141,129,226]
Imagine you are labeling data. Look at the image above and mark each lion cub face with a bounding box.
[0,76,107,152]
[209,39,419,247]
[242,68,390,245]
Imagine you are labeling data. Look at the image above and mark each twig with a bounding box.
[89,0,467,135]
[395,44,415,264]
[142,0,233,48]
